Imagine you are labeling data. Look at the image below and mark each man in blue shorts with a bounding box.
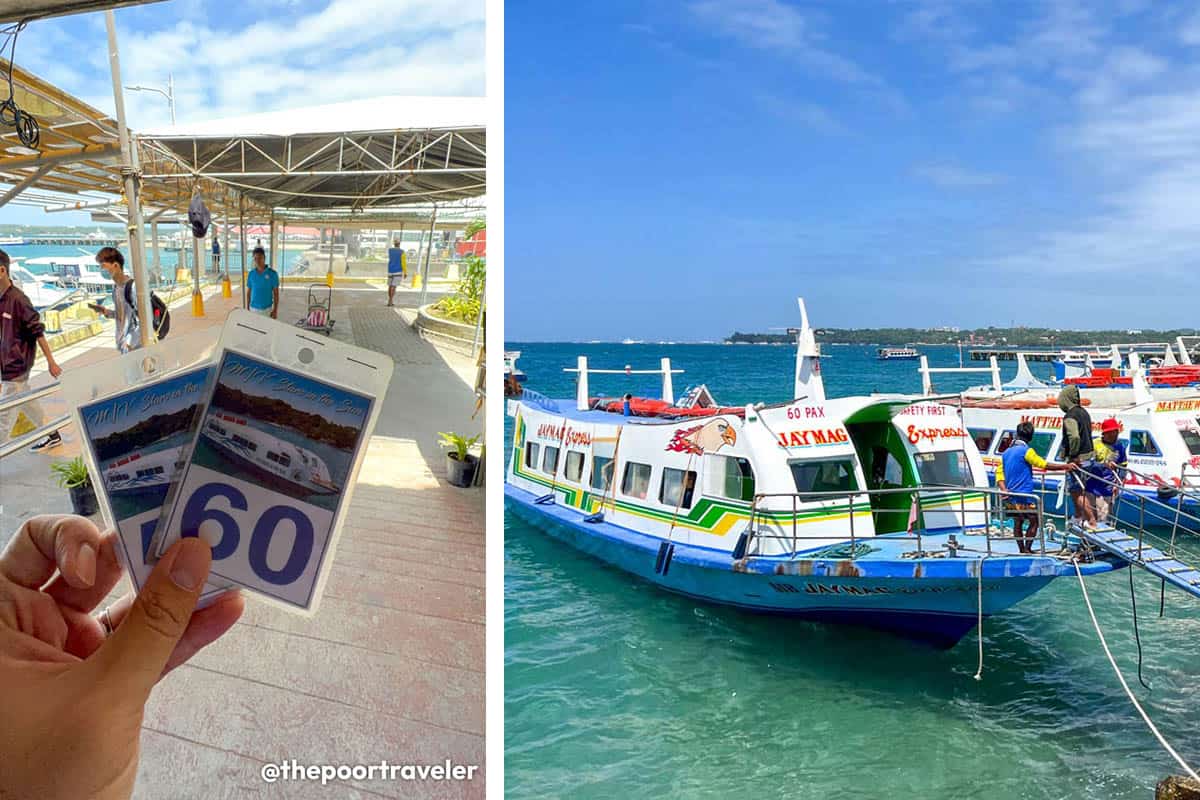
[997,421,1078,553]
[245,246,279,318]
[1086,418,1128,524]
[386,237,406,307]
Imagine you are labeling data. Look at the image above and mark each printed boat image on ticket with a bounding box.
[194,351,370,512]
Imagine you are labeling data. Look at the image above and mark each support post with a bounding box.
[105,10,153,348]
[661,357,674,404]
[470,275,484,358]
[325,227,334,288]
[239,195,247,309]
[150,220,159,279]
[418,205,438,308]
[191,232,204,316]
[576,356,589,412]
[279,222,286,279]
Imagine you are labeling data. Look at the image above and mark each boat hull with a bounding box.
[201,432,336,499]
[506,484,1064,648]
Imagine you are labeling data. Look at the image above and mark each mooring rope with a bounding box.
[1129,566,1151,691]
[973,556,985,681]
[1073,560,1198,780]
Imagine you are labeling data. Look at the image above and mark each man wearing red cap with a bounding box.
[1086,418,1128,524]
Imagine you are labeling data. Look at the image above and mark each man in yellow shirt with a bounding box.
[996,422,1078,553]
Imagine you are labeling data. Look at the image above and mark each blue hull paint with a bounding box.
[505,484,1099,648]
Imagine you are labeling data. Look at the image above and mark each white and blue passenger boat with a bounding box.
[505,300,1122,647]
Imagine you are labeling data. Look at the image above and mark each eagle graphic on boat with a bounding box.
[666,419,736,455]
[201,412,340,498]
[103,446,184,497]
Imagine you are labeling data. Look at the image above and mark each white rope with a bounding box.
[974,557,984,681]
[1073,560,1199,780]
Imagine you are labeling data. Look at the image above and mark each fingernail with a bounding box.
[169,539,210,591]
[76,542,96,586]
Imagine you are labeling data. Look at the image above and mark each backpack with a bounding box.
[123,280,171,339]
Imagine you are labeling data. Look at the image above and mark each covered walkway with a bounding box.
[1,284,485,798]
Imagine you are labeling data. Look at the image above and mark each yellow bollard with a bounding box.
[412,273,422,290]
[222,275,232,298]
[325,270,334,288]
[192,290,205,317]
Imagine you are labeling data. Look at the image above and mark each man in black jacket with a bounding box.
[0,251,63,451]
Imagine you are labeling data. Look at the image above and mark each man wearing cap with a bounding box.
[1058,385,1098,530]
[1086,418,1128,524]
[246,246,280,318]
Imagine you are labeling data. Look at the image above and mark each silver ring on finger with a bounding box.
[99,605,115,637]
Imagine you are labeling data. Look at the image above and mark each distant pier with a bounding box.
[970,349,1058,362]
[21,236,123,246]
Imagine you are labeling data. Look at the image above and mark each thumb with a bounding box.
[88,537,212,700]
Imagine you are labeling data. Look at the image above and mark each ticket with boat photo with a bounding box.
[153,311,393,614]
[61,334,230,601]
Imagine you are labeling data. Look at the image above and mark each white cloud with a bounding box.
[912,162,1005,187]
[10,0,484,132]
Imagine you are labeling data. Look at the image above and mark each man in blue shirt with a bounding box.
[386,237,406,307]
[245,246,279,318]
[211,235,220,272]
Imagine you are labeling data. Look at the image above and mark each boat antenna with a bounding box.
[792,297,825,403]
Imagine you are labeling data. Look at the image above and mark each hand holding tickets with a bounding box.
[0,515,243,800]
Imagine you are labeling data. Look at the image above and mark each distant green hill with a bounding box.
[726,327,1200,347]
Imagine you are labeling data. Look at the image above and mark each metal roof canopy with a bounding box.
[0,0,162,23]
[271,199,486,230]
[136,96,486,212]
[0,58,266,220]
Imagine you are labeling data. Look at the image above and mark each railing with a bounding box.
[1036,466,1200,564]
[0,380,71,460]
[742,484,1047,560]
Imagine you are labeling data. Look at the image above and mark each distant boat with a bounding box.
[621,338,644,345]
[103,447,182,498]
[24,256,114,294]
[201,412,340,498]
[0,235,26,246]
[878,347,921,360]
[9,263,74,309]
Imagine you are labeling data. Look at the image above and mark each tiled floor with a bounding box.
[0,279,485,798]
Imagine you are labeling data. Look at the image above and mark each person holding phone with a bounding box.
[91,247,141,354]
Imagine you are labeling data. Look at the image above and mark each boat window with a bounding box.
[967,427,996,453]
[914,450,973,487]
[564,451,585,482]
[1029,432,1056,459]
[705,455,756,501]
[590,456,613,492]
[542,445,560,475]
[621,461,653,499]
[525,442,540,470]
[231,434,258,452]
[1179,425,1200,456]
[659,467,697,509]
[1130,430,1160,457]
[207,420,226,435]
[788,458,858,501]
[276,452,291,468]
[995,430,1016,454]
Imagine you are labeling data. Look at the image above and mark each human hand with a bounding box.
[0,515,244,799]
[48,360,62,379]
[1065,462,1080,472]
[270,309,278,319]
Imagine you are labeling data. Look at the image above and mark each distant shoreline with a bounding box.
[727,327,1199,348]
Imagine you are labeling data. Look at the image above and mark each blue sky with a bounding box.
[0,0,484,226]
[505,0,1200,339]
[81,367,209,439]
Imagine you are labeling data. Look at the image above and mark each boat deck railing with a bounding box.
[744,484,1046,560]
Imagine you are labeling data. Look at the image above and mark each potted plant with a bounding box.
[438,431,480,488]
[51,456,99,516]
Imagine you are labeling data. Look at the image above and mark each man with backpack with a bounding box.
[92,247,170,353]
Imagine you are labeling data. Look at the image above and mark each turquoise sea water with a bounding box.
[504,342,1200,799]
[11,242,308,277]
